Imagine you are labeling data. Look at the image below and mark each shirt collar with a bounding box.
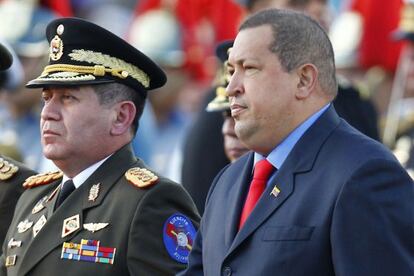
[61,155,111,189]
[254,103,330,169]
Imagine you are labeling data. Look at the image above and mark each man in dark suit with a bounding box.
[182,0,379,216]
[182,9,414,275]
[0,18,199,276]
[0,42,36,252]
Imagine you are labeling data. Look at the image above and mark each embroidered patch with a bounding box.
[163,213,196,264]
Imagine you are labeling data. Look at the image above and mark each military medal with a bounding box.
[88,183,100,202]
[61,239,116,264]
[83,222,109,233]
[17,219,33,233]
[270,185,281,197]
[7,238,22,249]
[5,255,17,267]
[32,195,48,214]
[33,215,47,237]
[62,214,80,238]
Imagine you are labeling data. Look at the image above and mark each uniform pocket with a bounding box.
[262,226,314,241]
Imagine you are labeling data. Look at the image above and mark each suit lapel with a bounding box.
[18,144,138,275]
[224,153,254,249]
[226,106,341,256]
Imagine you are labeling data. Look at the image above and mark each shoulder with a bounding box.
[22,171,63,189]
[124,167,159,189]
[0,156,36,183]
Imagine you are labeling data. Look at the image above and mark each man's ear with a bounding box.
[110,101,136,136]
[295,63,318,100]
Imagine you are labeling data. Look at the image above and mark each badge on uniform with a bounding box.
[270,185,281,197]
[7,238,22,249]
[32,195,48,214]
[83,222,109,233]
[88,183,100,202]
[5,255,17,267]
[61,239,116,264]
[163,213,196,264]
[62,214,80,238]
[17,219,33,233]
[33,215,47,237]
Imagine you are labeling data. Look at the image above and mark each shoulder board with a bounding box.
[0,157,19,181]
[23,171,63,189]
[125,167,158,188]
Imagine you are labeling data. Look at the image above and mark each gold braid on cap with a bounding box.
[40,49,150,88]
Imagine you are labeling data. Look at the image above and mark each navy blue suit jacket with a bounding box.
[182,106,414,276]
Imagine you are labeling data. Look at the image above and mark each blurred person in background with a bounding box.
[0,41,36,254]
[206,40,249,163]
[0,0,71,171]
[390,0,414,179]
[128,8,192,182]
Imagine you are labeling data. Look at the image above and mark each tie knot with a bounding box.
[253,159,275,181]
[55,179,75,210]
[62,180,75,194]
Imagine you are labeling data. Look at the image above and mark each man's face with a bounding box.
[40,86,114,168]
[227,25,298,155]
[222,111,249,162]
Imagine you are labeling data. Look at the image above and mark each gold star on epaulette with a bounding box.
[23,171,63,189]
[0,158,19,181]
[125,167,158,188]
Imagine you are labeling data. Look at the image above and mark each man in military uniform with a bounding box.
[0,18,199,276]
[206,40,249,163]
[0,42,36,253]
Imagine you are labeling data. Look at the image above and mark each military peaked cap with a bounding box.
[0,42,12,71]
[26,17,167,94]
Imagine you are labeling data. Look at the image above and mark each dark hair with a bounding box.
[92,82,146,134]
[240,9,337,96]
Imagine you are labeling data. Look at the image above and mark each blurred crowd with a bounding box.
[1,0,414,185]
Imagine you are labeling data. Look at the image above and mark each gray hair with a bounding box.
[92,82,146,134]
[240,9,337,96]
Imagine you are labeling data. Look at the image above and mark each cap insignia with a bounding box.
[50,35,64,61]
[23,171,63,189]
[125,167,158,188]
[57,24,64,35]
[0,158,19,181]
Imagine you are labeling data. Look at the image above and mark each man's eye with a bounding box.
[41,94,50,102]
[62,95,75,100]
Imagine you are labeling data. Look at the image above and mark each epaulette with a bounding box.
[23,171,63,189]
[125,167,158,188]
[0,158,19,181]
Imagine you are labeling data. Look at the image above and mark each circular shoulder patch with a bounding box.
[163,213,197,264]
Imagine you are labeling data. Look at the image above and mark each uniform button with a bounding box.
[222,266,232,276]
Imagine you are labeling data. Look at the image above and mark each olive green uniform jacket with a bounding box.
[0,144,200,275]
